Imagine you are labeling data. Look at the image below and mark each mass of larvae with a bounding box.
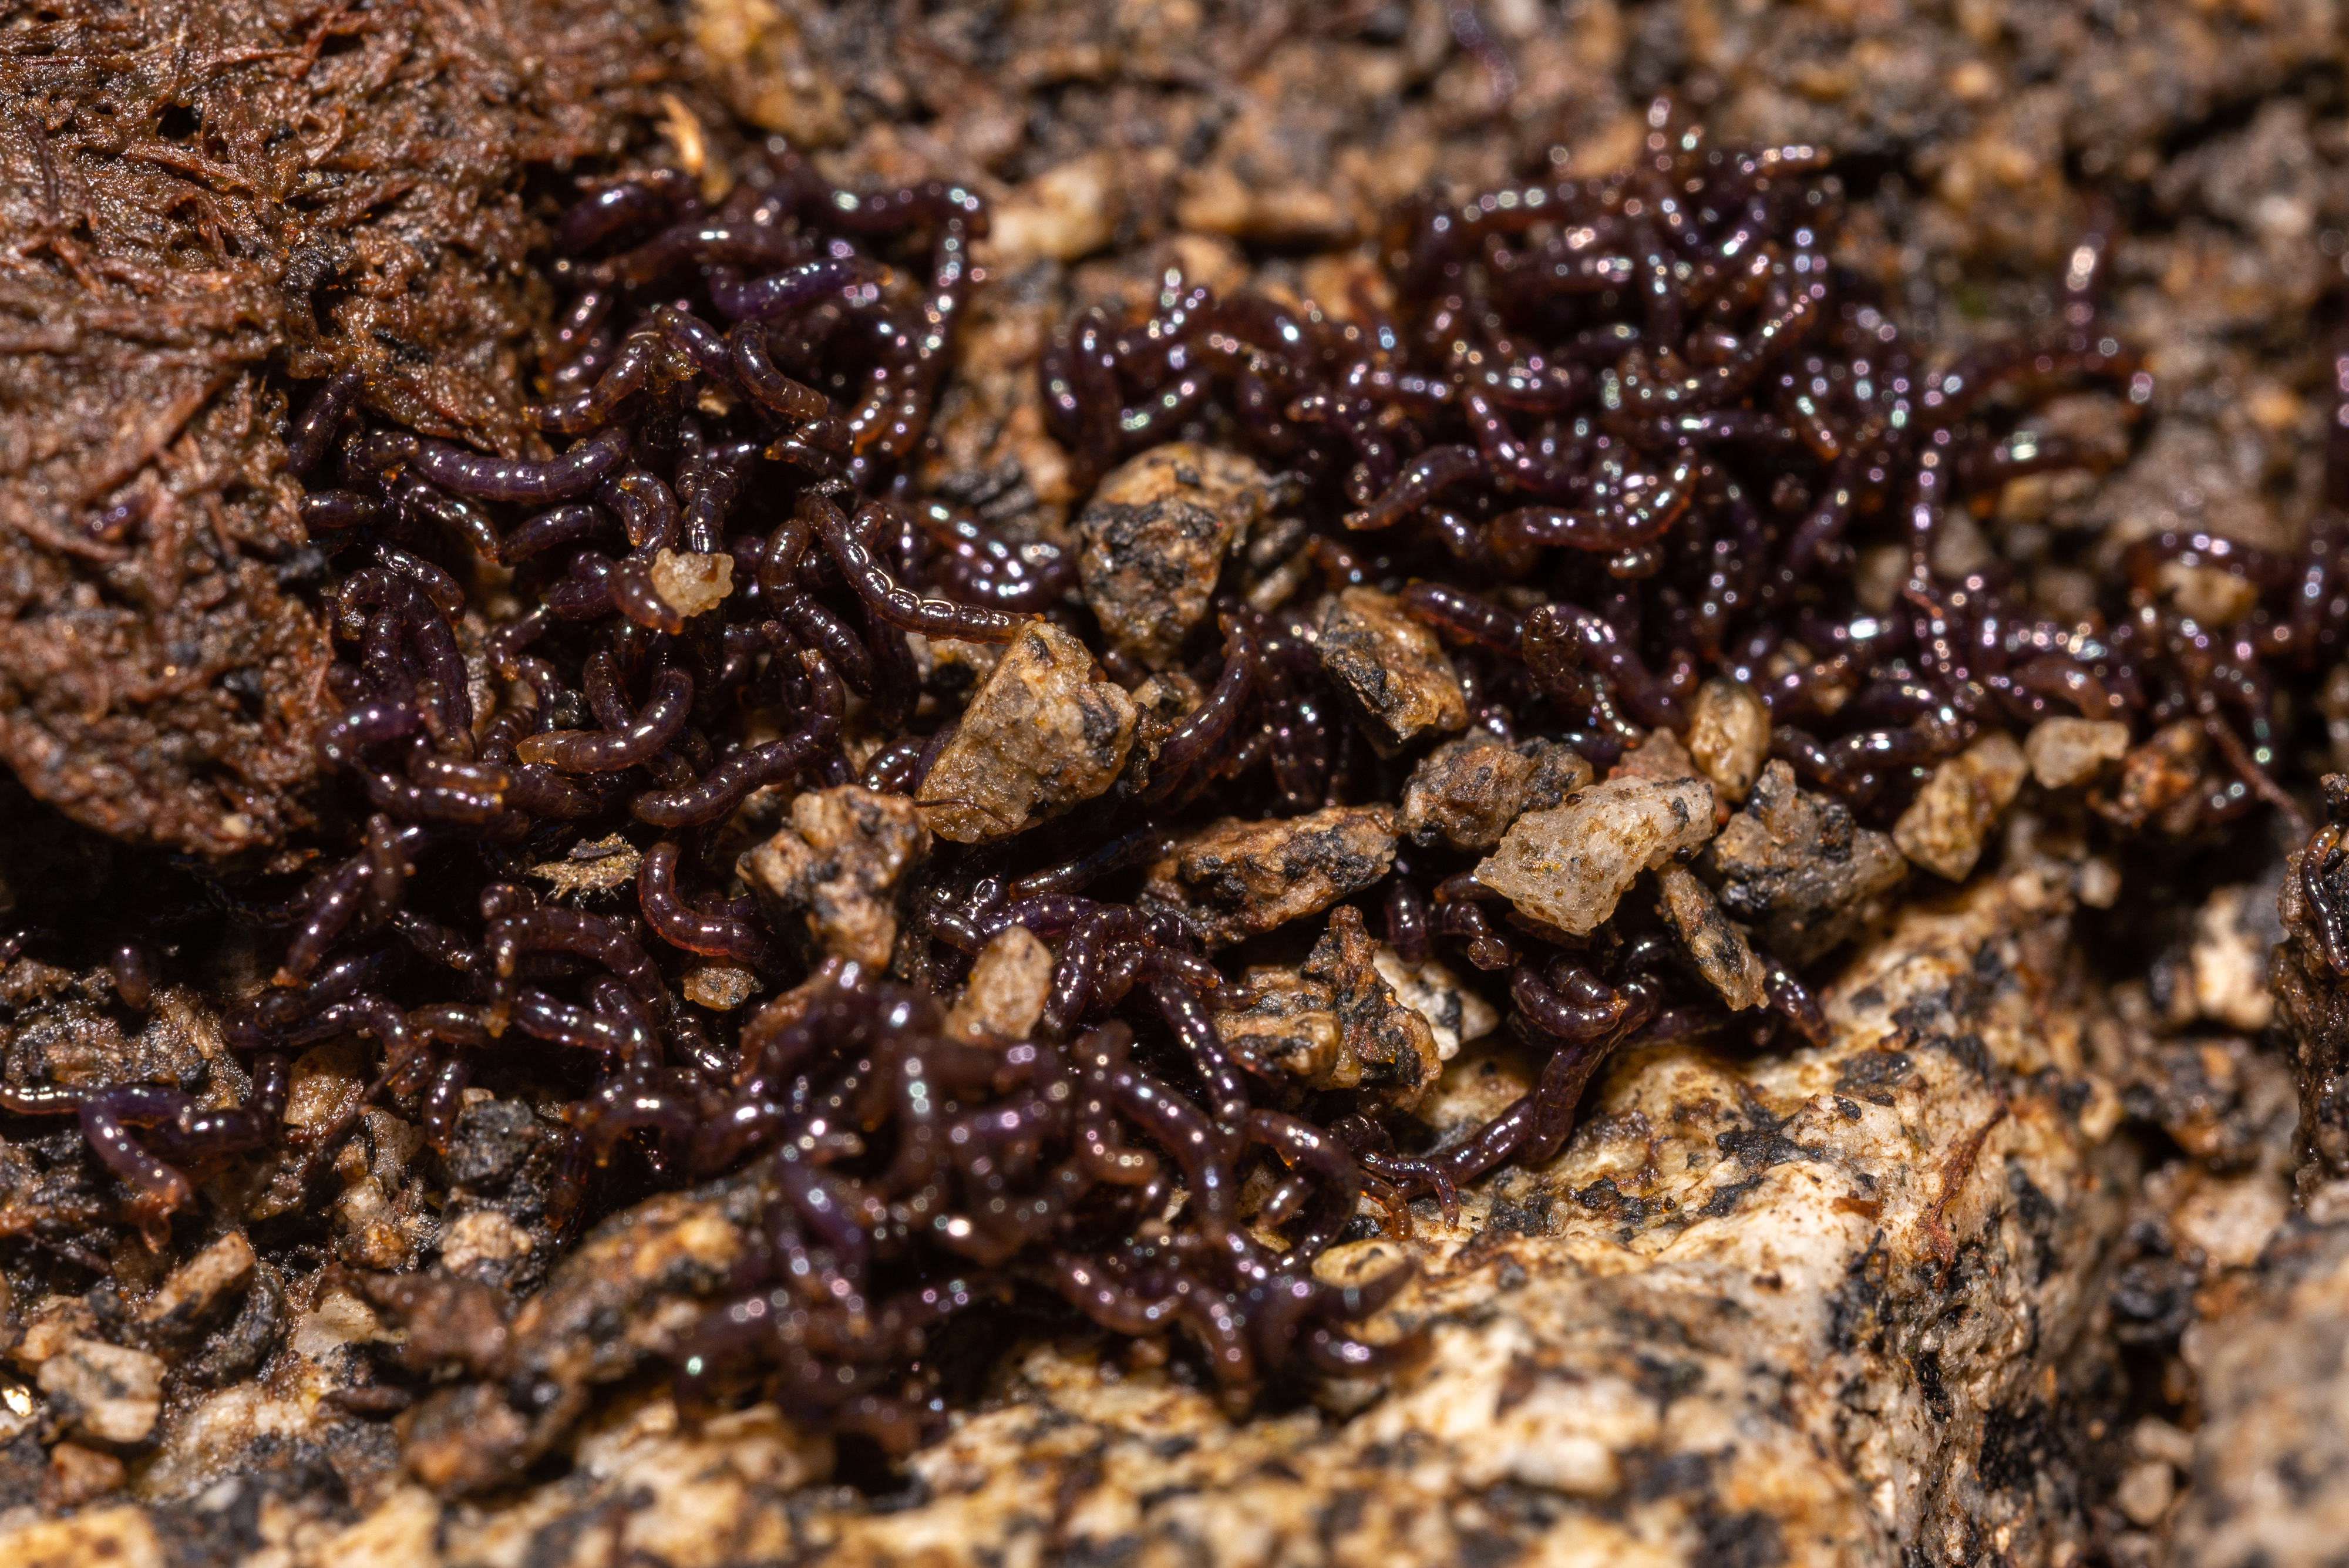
[10,102,2346,1455]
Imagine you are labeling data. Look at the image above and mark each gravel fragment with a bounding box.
[2025,716,2131,789]
[944,926,1054,1044]
[137,1231,255,1343]
[1894,732,2028,881]
[914,623,1138,841]
[645,549,734,621]
[2191,883,2279,1034]
[1214,908,1439,1106]
[1371,947,1497,1063]
[1474,775,1715,937]
[1709,760,1910,965]
[1076,445,1273,668]
[1399,729,1591,851]
[1316,588,1469,757]
[742,786,933,968]
[1684,678,1772,802]
[1655,865,1768,1011]
[1145,805,1396,948]
[36,1338,164,1444]
[2097,720,2208,835]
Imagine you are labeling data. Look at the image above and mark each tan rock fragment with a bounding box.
[48,1441,125,1506]
[681,960,757,1011]
[647,549,733,620]
[2096,719,2206,834]
[1371,947,1496,1062]
[138,1230,255,1338]
[916,623,1138,841]
[1305,906,1441,1104]
[742,785,932,967]
[1214,970,1345,1087]
[945,926,1054,1044]
[530,834,641,902]
[1607,726,1696,782]
[1216,908,1439,1106]
[1655,865,1768,1010]
[1711,760,1910,964]
[2158,558,2260,626]
[1401,730,1591,851]
[2191,883,2277,1033]
[1685,678,1771,801]
[1474,775,1715,937]
[0,1507,166,1568]
[38,1337,164,1443]
[988,152,1119,264]
[1317,587,1468,755]
[1894,731,2028,880]
[1076,445,1273,668]
[1145,805,1396,948]
[2025,715,2129,788]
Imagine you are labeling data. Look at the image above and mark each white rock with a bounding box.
[2024,716,2129,789]
[1684,678,1771,802]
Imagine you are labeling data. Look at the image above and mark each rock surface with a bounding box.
[16,874,2145,1565]
[1399,730,1591,851]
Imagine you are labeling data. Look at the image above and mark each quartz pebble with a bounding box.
[1370,947,1496,1061]
[1317,587,1469,756]
[1400,729,1591,851]
[1893,732,2028,881]
[945,926,1055,1044]
[646,549,733,620]
[915,623,1138,841]
[1684,678,1771,802]
[1474,775,1716,937]
[742,785,932,967]
[2025,715,2130,789]
[1146,805,1396,947]
[1076,444,1274,668]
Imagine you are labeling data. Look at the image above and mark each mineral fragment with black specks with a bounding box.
[1474,774,1715,937]
[399,1174,765,1495]
[1400,729,1592,852]
[1655,865,1768,1011]
[1076,445,1276,668]
[742,785,933,968]
[1145,805,1396,948]
[1216,906,1441,1106]
[1316,587,1469,756]
[1708,760,1909,965]
[915,622,1138,842]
